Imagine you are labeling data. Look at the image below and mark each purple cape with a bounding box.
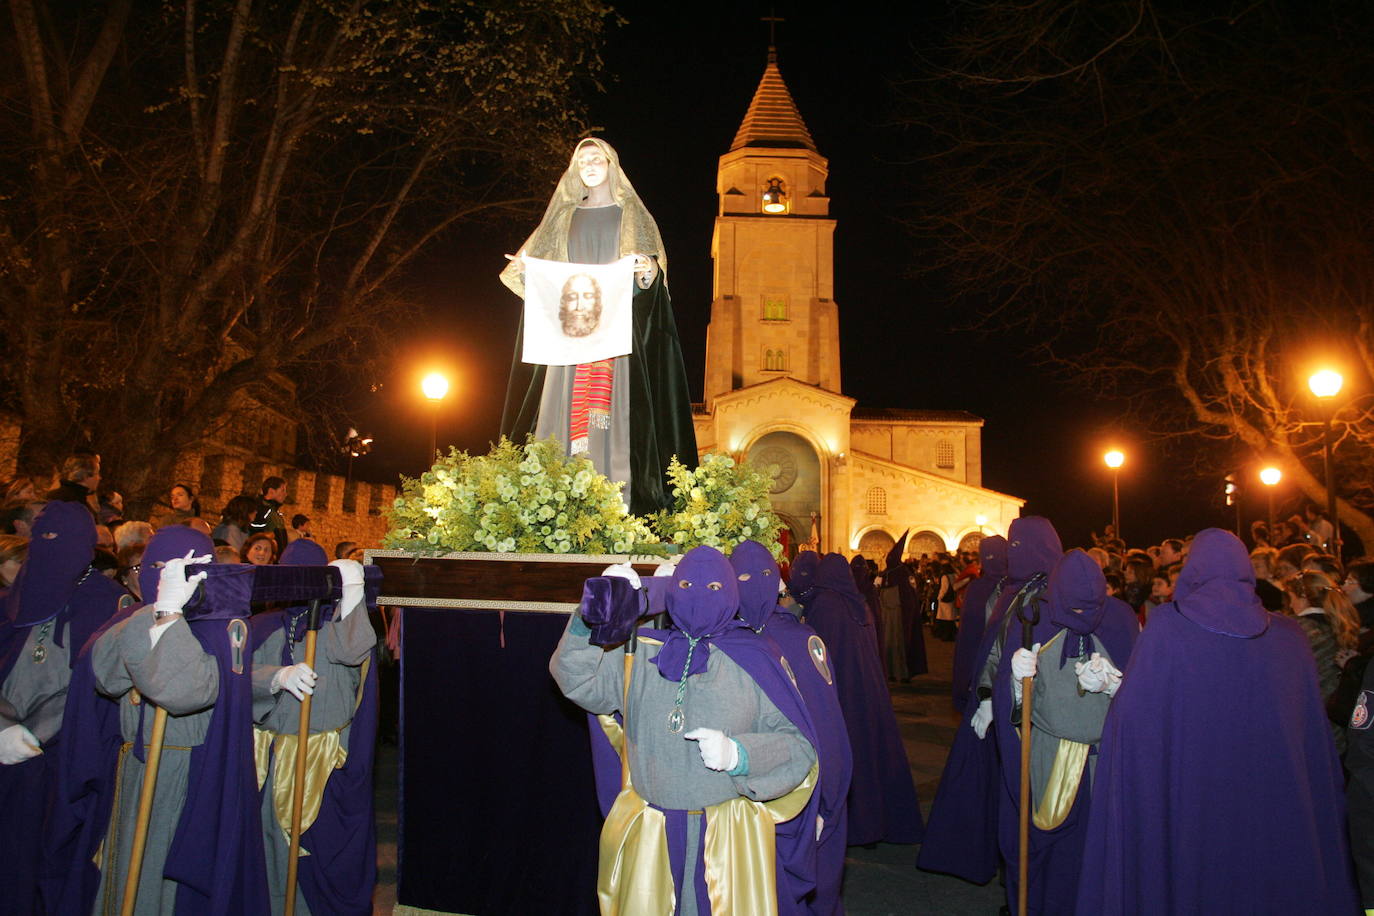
[917,516,1062,883]
[850,555,885,671]
[1077,529,1359,914]
[803,552,922,845]
[248,548,380,915]
[43,525,269,915]
[0,502,125,914]
[884,532,928,677]
[951,535,1007,710]
[734,540,853,916]
[990,550,1137,915]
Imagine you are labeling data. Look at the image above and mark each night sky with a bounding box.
[349,3,1255,550]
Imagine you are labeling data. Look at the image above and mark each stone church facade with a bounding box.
[691,52,1024,561]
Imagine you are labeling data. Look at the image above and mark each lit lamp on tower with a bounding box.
[1103,449,1125,542]
[1259,466,1281,532]
[1308,368,1343,555]
[421,371,450,466]
[761,178,787,214]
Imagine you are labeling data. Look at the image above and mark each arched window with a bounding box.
[762,295,788,321]
[936,440,956,469]
[866,486,887,515]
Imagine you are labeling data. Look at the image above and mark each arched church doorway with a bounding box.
[958,532,984,554]
[747,431,821,555]
[857,529,895,565]
[907,530,946,560]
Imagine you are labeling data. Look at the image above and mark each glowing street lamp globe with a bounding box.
[1259,467,1282,487]
[421,372,450,401]
[1103,450,1125,469]
[1308,369,1343,399]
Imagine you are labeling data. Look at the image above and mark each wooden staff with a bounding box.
[621,629,637,788]
[284,598,323,916]
[1016,593,1041,916]
[120,704,168,916]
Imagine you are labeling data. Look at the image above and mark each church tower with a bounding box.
[702,49,840,410]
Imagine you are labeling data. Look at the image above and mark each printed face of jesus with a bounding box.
[560,273,602,337]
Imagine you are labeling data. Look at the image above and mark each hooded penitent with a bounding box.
[499,137,696,517]
[1077,529,1359,915]
[990,549,1137,916]
[883,532,928,677]
[732,540,853,916]
[563,544,822,916]
[44,525,271,914]
[806,552,923,846]
[0,501,124,913]
[951,535,1007,710]
[918,516,1063,884]
[250,535,378,915]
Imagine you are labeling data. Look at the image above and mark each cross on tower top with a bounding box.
[761,12,784,61]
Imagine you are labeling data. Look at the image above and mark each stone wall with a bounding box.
[0,413,396,551]
[178,452,397,552]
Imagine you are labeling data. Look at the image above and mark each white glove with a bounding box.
[653,556,680,578]
[153,550,213,617]
[1075,652,1123,696]
[0,724,42,765]
[816,814,825,841]
[271,663,317,700]
[329,559,365,619]
[1011,644,1040,704]
[684,727,740,772]
[601,562,642,589]
[971,698,993,739]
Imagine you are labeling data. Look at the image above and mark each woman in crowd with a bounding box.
[212,494,257,552]
[1286,570,1360,752]
[243,532,278,566]
[1250,546,1285,611]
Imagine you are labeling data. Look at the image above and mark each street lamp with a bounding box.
[1103,450,1125,542]
[1308,369,1343,555]
[421,372,450,464]
[1259,466,1281,533]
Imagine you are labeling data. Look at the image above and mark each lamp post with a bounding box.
[1308,369,1343,555]
[1103,450,1125,542]
[421,372,450,465]
[1259,466,1281,533]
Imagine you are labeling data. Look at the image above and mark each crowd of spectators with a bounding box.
[0,452,370,599]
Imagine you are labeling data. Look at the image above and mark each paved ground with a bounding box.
[372,630,1005,915]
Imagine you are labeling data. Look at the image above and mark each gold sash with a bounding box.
[597,763,819,916]
[254,726,348,846]
[1032,738,1090,830]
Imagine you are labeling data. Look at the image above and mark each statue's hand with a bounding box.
[504,249,526,272]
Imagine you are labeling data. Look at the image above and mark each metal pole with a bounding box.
[1111,470,1120,544]
[1267,488,1275,534]
[1324,413,1339,557]
[428,402,438,466]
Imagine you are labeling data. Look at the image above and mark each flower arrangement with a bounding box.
[648,453,783,558]
[384,437,656,555]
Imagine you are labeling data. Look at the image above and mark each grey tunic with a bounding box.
[1024,633,1115,808]
[550,615,817,916]
[251,600,375,916]
[534,204,633,507]
[0,623,72,744]
[90,609,221,916]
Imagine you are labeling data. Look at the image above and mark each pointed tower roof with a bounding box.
[730,50,815,152]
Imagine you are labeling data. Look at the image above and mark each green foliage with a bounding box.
[384,437,656,555]
[648,453,783,558]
